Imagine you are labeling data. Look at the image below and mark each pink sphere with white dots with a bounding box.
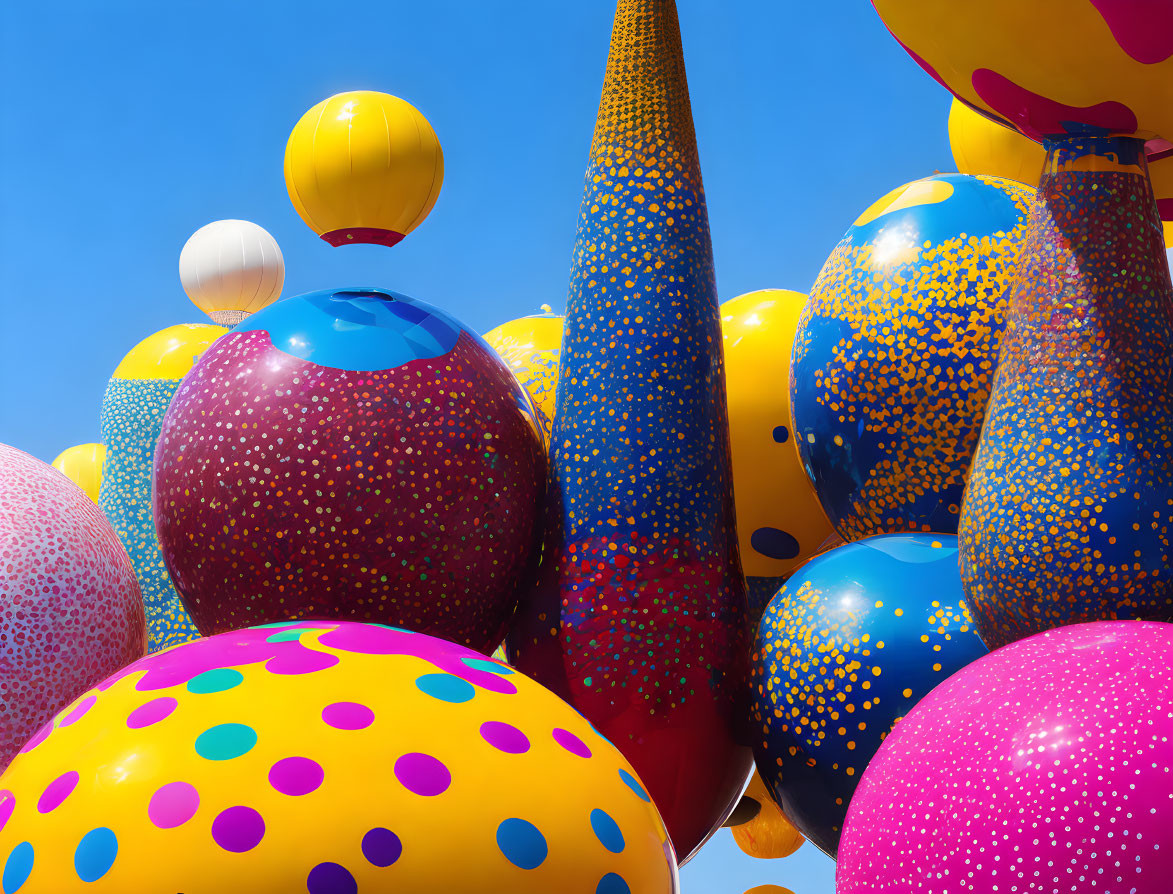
[838,621,1173,894]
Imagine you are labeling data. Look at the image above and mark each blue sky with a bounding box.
[0,2,951,890]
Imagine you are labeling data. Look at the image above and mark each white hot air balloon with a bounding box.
[179,219,285,326]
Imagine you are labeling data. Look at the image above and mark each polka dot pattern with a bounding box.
[749,534,987,856]
[0,621,675,893]
[0,443,145,771]
[153,288,546,654]
[507,0,752,862]
[961,136,1173,648]
[483,313,564,445]
[839,621,1173,893]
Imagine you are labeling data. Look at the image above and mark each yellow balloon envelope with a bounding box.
[728,771,805,860]
[112,324,228,381]
[51,443,106,503]
[721,290,837,591]
[948,98,1044,187]
[285,90,444,247]
[483,310,564,444]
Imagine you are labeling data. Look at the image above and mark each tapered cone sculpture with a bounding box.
[507,0,752,863]
[961,136,1173,649]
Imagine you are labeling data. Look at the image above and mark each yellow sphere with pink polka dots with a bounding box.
[0,622,677,894]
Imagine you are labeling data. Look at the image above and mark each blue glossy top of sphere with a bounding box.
[234,287,464,372]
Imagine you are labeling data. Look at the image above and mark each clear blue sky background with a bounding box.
[0,3,952,891]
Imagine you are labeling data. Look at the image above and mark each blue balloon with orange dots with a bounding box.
[748,533,988,858]
[791,173,1035,542]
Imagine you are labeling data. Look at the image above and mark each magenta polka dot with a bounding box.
[322,702,374,731]
[552,728,592,758]
[0,792,13,833]
[20,723,51,754]
[394,753,450,796]
[59,695,97,727]
[480,721,530,754]
[211,805,265,852]
[37,771,78,813]
[148,781,200,829]
[127,697,178,729]
[269,757,324,796]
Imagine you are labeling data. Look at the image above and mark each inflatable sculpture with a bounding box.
[507,0,751,862]
[792,173,1034,540]
[723,771,805,860]
[839,621,1173,893]
[99,324,226,652]
[179,220,284,326]
[153,288,546,652]
[483,309,564,444]
[871,0,1173,647]
[749,534,987,856]
[0,622,678,893]
[0,444,145,770]
[50,443,105,503]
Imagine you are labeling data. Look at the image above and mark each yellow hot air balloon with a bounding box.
[726,771,805,860]
[483,307,564,444]
[284,90,444,247]
[51,443,106,503]
[721,290,839,619]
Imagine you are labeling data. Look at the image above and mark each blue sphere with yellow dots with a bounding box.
[791,173,1035,541]
[748,533,988,857]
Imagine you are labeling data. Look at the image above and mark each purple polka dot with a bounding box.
[307,861,357,894]
[211,806,265,852]
[480,721,530,754]
[127,697,178,729]
[58,695,97,727]
[148,782,199,829]
[552,728,592,758]
[362,828,402,867]
[37,771,78,813]
[322,702,374,730]
[394,753,450,796]
[0,791,13,833]
[20,722,51,754]
[268,757,324,796]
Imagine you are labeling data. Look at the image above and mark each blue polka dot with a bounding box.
[496,819,547,869]
[596,872,631,894]
[772,425,789,443]
[74,828,117,883]
[461,656,515,675]
[618,768,650,802]
[414,674,475,703]
[2,842,33,894]
[186,668,243,694]
[195,723,257,760]
[590,808,625,853]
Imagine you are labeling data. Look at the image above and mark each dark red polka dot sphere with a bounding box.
[153,288,546,652]
[0,443,145,769]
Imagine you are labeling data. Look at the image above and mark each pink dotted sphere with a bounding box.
[0,621,677,894]
[153,287,547,652]
[838,621,1173,894]
[0,443,145,770]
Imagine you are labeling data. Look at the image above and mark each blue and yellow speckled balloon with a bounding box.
[748,534,988,857]
[507,0,751,863]
[99,324,226,652]
[791,174,1035,541]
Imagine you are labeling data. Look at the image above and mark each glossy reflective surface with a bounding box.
[50,443,105,504]
[483,312,564,445]
[749,534,987,856]
[839,621,1173,893]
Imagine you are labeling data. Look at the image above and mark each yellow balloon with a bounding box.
[111,324,227,381]
[948,98,1044,187]
[721,291,838,599]
[51,443,106,503]
[483,310,564,445]
[285,90,444,248]
[728,771,805,861]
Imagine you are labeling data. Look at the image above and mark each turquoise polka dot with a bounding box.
[2,842,33,894]
[496,819,547,869]
[415,674,475,703]
[265,629,309,643]
[74,828,117,883]
[590,808,625,853]
[186,669,244,694]
[195,723,257,760]
[596,872,631,894]
[618,768,650,802]
[462,656,514,675]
